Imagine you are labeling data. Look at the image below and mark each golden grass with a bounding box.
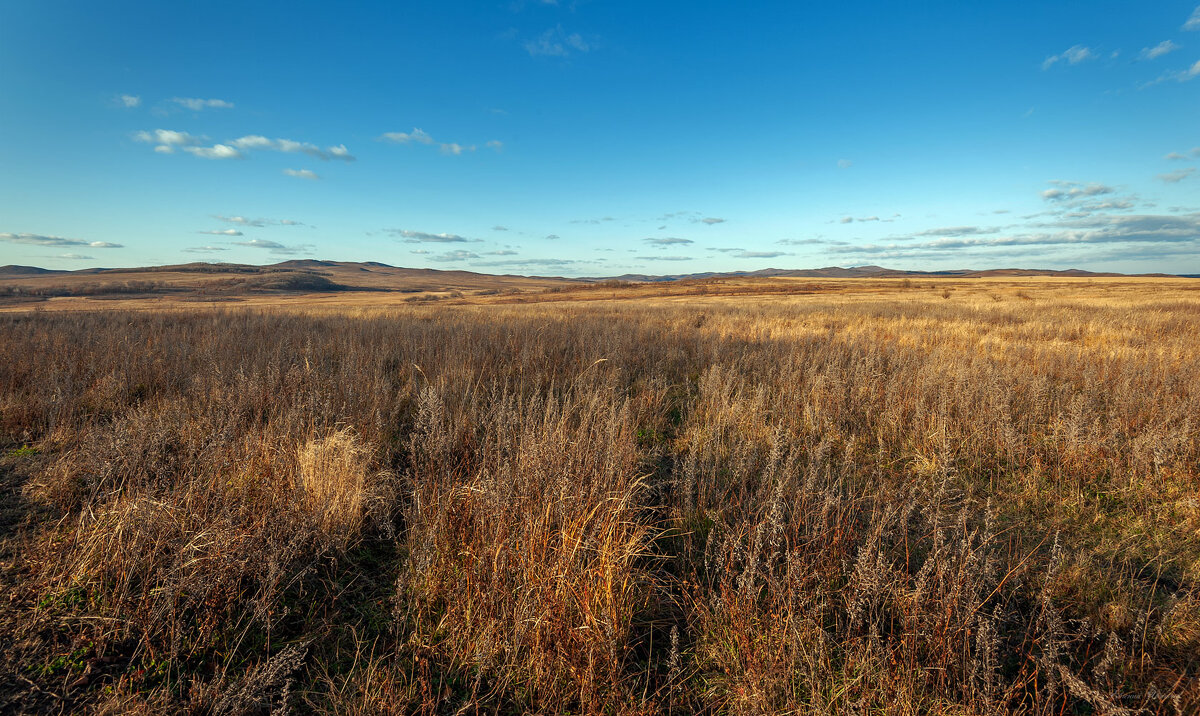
[0,277,1197,713]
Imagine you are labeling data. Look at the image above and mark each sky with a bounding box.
[2,1,1199,276]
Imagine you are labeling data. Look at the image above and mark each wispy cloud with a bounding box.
[643,237,693,245]
[429,250,480,262]
[387,229,477,243]
[231,136,355,161]
[54,253,94,260]
[232,238,311,255]
[1158,168,1195,183]
[380,128,434,145]
[283,168,319,180]
[117,94,141,108]
[1143,59,1200,87]
[778,238,828,246]
[829,212,1200,261]
[1040,181,1115,201]
[524,25,590,57]
[636,255,693,261]
[1042,45,1096,70]
[470,257,579,268]
[1,232,123,248]
[1140,40,1179,60]
[911,226,1000,237]
[1185,5,1200,31]
[199,229,243,236]
[837,159,853,169]
[714,249,789,259]
[1165,148,1200,160]
[213,215,305,227]
[492,225,509,231]
[697,217,725,225]
[379,127,493,156]
[485,249,519,255]
[170,97,234,111]
[183,245,228,253]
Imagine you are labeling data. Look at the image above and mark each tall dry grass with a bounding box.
[0,283,1196,713]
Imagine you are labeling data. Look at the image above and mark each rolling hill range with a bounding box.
[0,260,1192,309]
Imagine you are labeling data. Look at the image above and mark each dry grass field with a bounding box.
[1,277,1198,714]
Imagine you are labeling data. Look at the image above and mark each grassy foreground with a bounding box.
[1,280,1198,714]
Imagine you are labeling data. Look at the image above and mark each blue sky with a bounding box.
[2,1,1199,276]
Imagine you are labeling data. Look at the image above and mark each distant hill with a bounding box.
[0,265,67,277]
[591,265,1173,282]
[2,261,1192,300]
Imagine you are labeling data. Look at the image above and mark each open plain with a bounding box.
[1,276,1198,713]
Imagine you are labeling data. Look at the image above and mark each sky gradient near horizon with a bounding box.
[2,1,1200,276]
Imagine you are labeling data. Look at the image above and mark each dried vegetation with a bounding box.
[0,279,1197,713]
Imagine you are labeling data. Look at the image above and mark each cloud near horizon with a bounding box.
[232,238,311,255]
[1,232,123,249]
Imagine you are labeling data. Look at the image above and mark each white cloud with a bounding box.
[183,246,228,253]
[636,255,693,261]
[1185,5,1200,30]
[1165,148,1200,160]
[134,128,203,147]
[55,253,94,260]
[644,237,693,245]
[199,229,243,236]
[1157,168,1195,183]
[379,128,435,144]
[486,140,504,151]
[1140,40,1179,60]
[118,94,141,108]
[283,168,319,180]
[440,142,475,155]
[184,144,244,159]
[171,97,234,110]
[231,135,274,150]
[837,158,853,169]
[1042,45,1096,70]
[0,232,123,248]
